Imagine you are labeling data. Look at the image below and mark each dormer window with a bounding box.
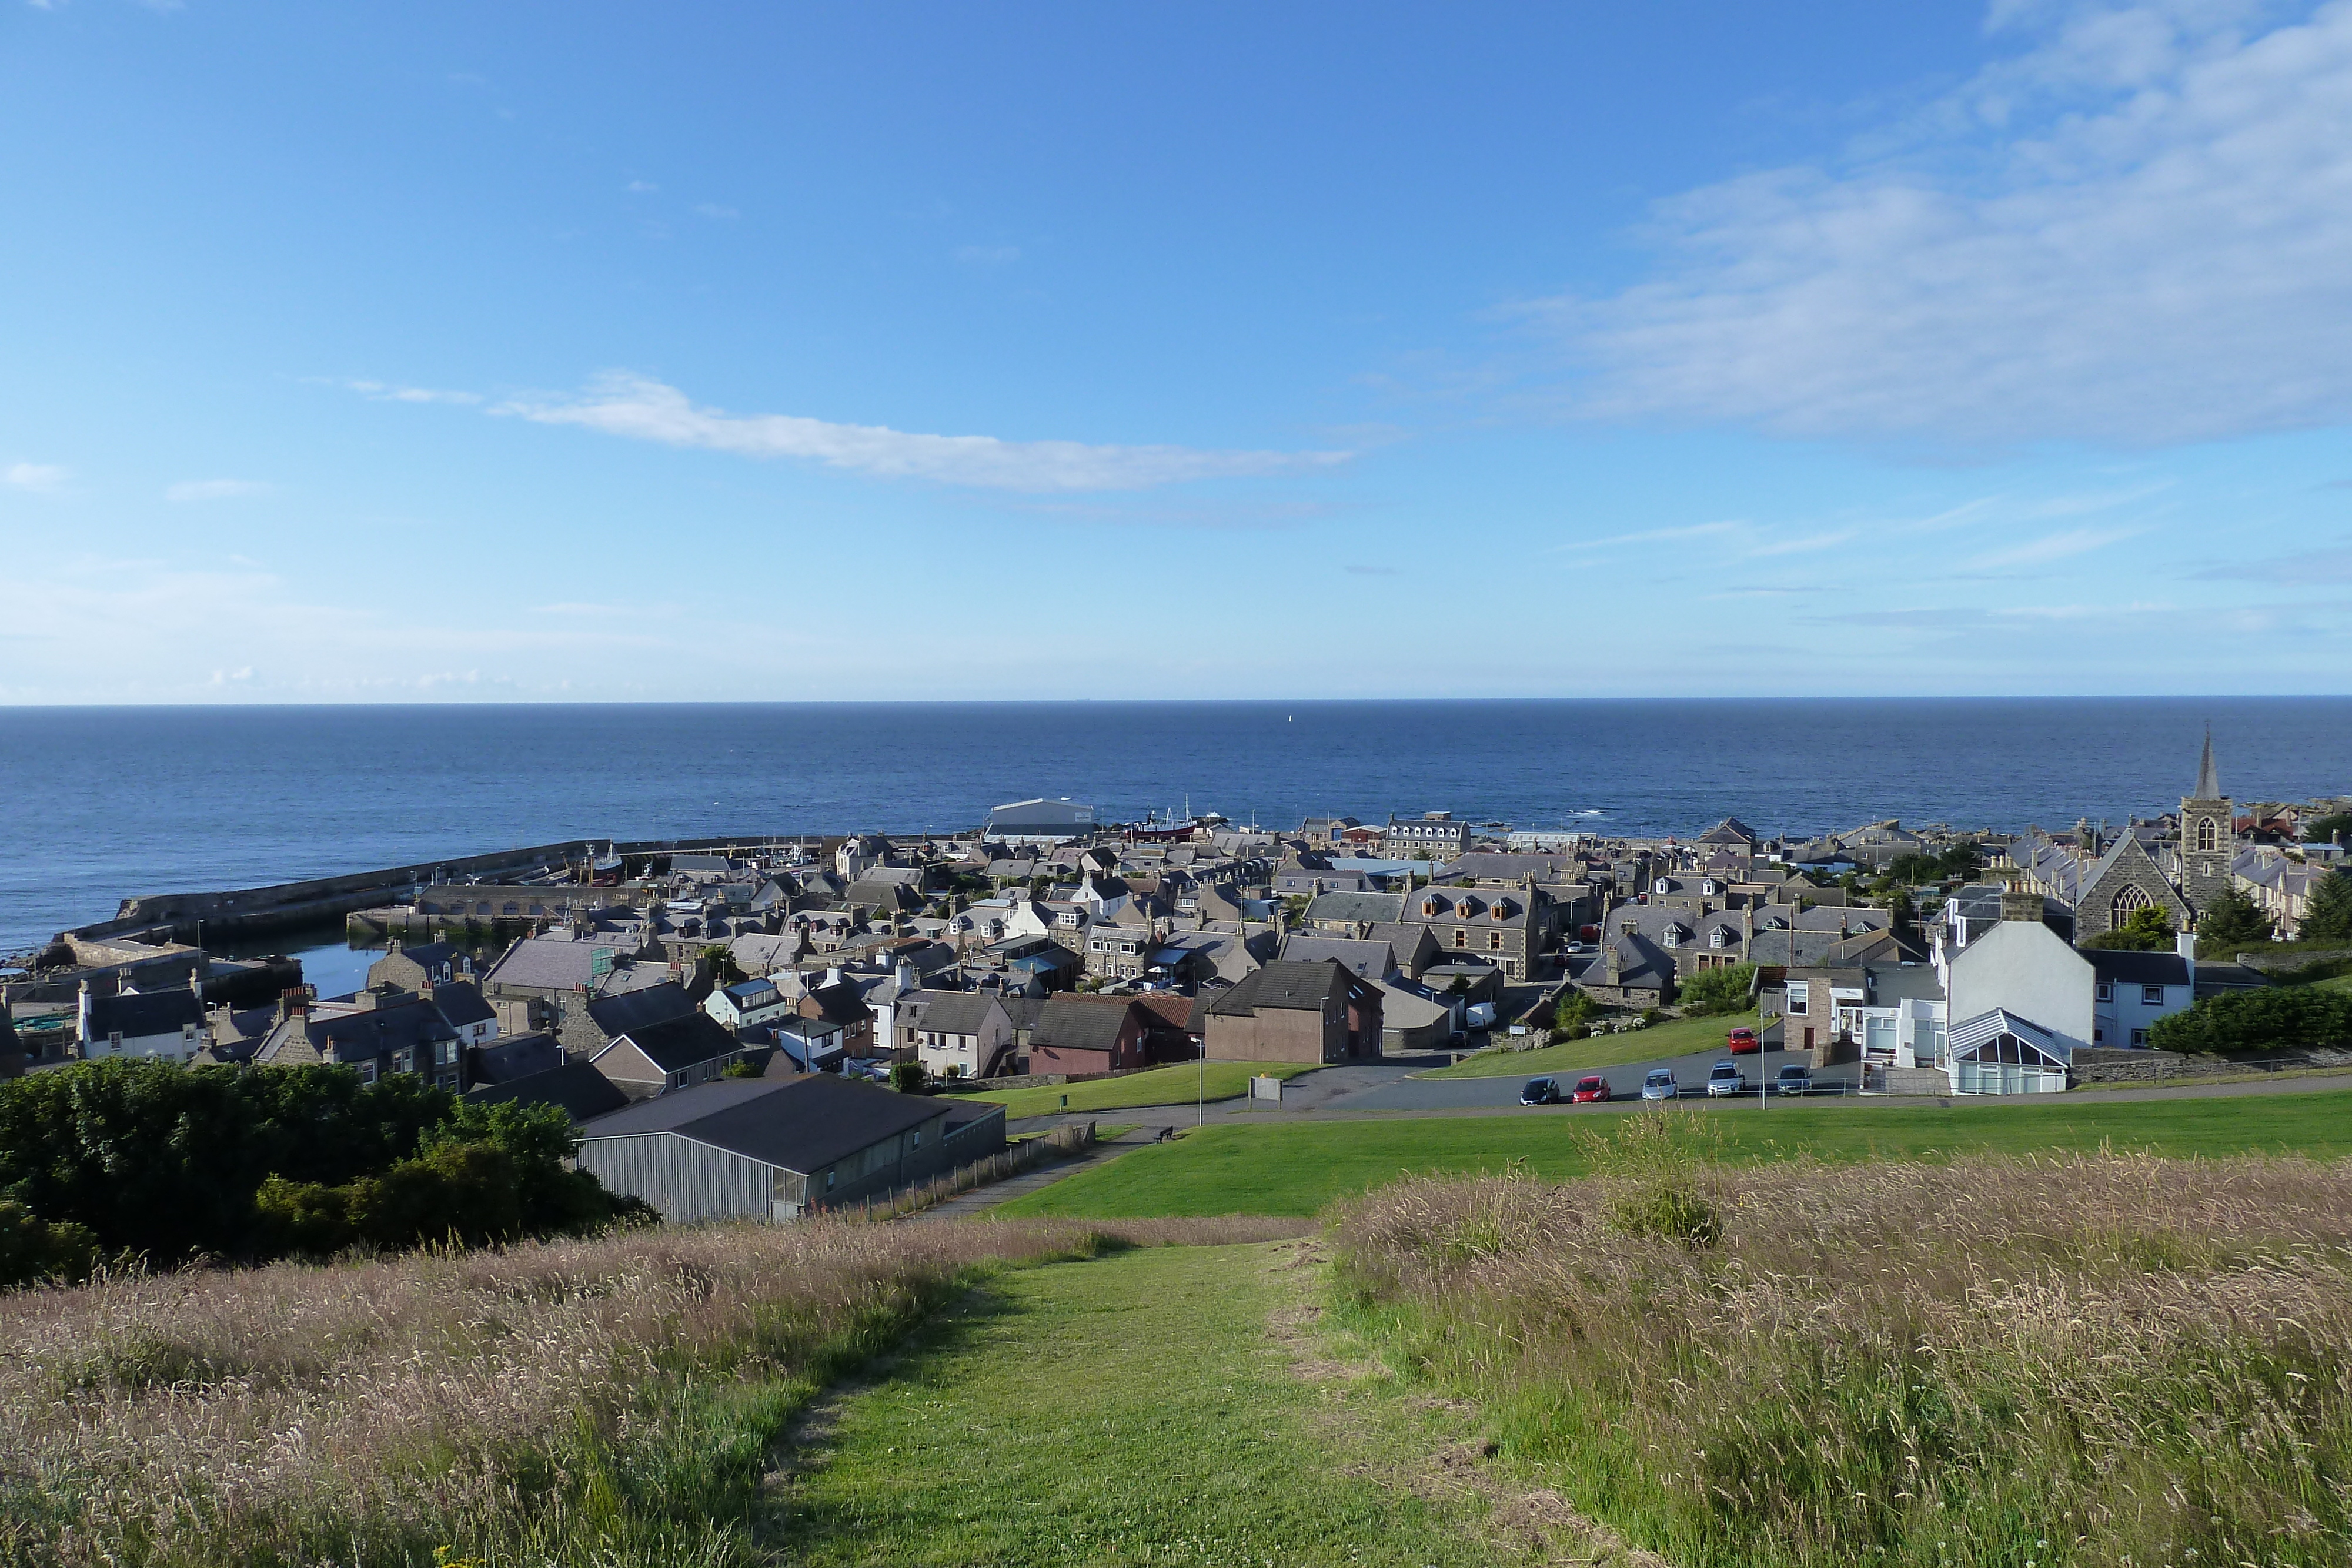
[1709,927,1727,949]
[1655,878,1669,894]
[1422,899,1439,917]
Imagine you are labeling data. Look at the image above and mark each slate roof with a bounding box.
[1029,994,1136,1053]
[580,1073,945,1175]
[429,980,496,1030]
[586,981,697,1038]
[1278,934,1395,978]
[611,1011,741,1072]
[275,996,457,1066]
[902,990,1001,1036]
[466,1059,630,1122]
[1208,959,1348,1015]
[2083,950,2191,985]
[467,1031,564,1084]
[1303,891,1408,925]
[84,988,204,1040]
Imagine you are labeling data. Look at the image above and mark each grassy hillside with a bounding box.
[0,1213,1301,1567]
[780,1242,1514,1566]
[1420,1008,1759,1078]
[956,1059,1318,1118]
[1337,1135,2352,1565]
[996,1085,2352,1216]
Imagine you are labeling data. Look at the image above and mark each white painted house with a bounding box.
[1941,920,2094,1094]
[705,977,793,1033]
[78,982,206,1064]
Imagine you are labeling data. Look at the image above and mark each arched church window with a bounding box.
[2196,818,2216,851]
[2111,884,2150,927]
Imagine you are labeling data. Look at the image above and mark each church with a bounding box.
[2058,730,2235,941]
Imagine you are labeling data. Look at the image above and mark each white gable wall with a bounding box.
[1946,921,2095,1052]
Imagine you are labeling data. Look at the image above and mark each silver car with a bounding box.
[1705,1061,1746,1097]
[1640,1068,1679,1101]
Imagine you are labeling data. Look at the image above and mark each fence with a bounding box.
[851,1121,1098,1222]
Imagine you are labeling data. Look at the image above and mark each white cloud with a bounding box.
[5,462,67,493]
[1551,519,1744,553]
[1963,523,2140,570]
[626,180,659,193]
[335,377,482,406]
[1540,0,2352,447]
[495,372,1353,492]
[954,243,1021,265]
[207,666,254,686]
[166,479,273,502]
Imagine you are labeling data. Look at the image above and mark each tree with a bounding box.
[2193,886,2273,956]
[1553,990,1595,1035]
[701,943,745,985]
[2081,905,2174,951]
[2149,988,2352,1055]
[1678,962,1756,1017]
[2301,812,2352,848]
[890,1058,928,1095]
[2304,867,2352,945]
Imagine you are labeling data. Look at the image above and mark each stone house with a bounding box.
[1399,885,1541,981]
[1384,812,1471,858]
[1202,959,1384,1064]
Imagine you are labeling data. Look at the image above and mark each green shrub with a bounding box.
[2083,904,2176,950]
[2148,987,2352,1054]
[0,1199,98,1290]
[1676,961,1755,1016]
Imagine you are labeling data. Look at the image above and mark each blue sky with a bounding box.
[3,0,2348,702]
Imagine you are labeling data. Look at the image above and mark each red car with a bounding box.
[1570,1074,1612,1104]
[1726,1027,1760,1055]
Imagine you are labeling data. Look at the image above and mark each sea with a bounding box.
[4,699,2349,978]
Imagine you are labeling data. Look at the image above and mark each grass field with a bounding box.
[778,1241,1512,1566]
[956,1059,1319,1118]
[995,1084,2352,1216]
[1420,1008,1759,1078]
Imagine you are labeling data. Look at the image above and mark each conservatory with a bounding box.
[1945,1008,2071,1095]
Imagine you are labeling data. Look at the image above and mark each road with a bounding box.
[1007,1049,2352,1138]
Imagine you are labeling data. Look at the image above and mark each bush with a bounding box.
[2082,904,2176,950]
[1676,962,1755,1017]
[0,1061,644,1273]
[891,1059,928,1095]
[2147,987,2352,1055]
[0,1199,98,1290]
[2305,866,2352,944]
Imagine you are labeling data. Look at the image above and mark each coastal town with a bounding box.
[5,731,2349,1222]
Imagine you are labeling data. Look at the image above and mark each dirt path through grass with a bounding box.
[769,1241,1533,1566]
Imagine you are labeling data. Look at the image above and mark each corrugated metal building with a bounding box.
[576,1073,1007,1221]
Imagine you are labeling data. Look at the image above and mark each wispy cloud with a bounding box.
[5,462,68,493]
[691,203,740,220]
[2194,541,2352,584]
[166,479,273,502]
[495,372,1353,492]
[1963,525,2138,572]
[625,180,658,193]
[207,666,254,686]
[1551,519,1743,553]
[335,377,482,406]
[954,243,1021,265]
[1746,528,1857,557]
[1530,2,2352,447]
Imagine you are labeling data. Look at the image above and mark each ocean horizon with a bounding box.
[5,696,2349,957]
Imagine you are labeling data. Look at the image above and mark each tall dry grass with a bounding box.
[1333,1120,2352,1567]
[0,1213,1305,1568]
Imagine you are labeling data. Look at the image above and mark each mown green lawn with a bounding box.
[954,1059,1319,1119]
[996,1086,2352,1218]
[1420,1008,1759,1079]
[775,1242,1514,1566]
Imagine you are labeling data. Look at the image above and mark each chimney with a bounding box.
[2175,930,2197,984]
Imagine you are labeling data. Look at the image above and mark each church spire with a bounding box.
[2194,724,2221,801]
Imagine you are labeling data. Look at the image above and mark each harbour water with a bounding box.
[4,697,2350,957]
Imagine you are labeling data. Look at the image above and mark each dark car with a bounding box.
[1726,1027,1760,1054]
[1570,1074,1611,1103]
[1773,1064,1813,1096]
[1520,1076,1563,1106]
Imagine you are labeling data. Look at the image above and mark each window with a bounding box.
[2110,885,2150,928]
[1488,931,1504,951]
[1454,930,1468,948]
[2095,982,2113,1002]
[2093,1026,2105,1042]
[2196,818,2216,851]
[824,1168,837,1192]
[1710,927,1726,948]
[1786,981,1809,1014]
[2130,1028,2149,1047]
[1422,899,1438,916]
[2140,984,2164,1006]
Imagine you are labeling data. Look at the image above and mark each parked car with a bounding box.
[1570,1074,1611,1103]
[1640,1068,1679,1101]
[1773,1064,1812,1096]
[1726,1027,1760,1054]
[1519,1076,1564,1106]
[1705,1061,1747,1097]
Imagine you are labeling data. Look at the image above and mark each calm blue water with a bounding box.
[3,699,2348,957]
